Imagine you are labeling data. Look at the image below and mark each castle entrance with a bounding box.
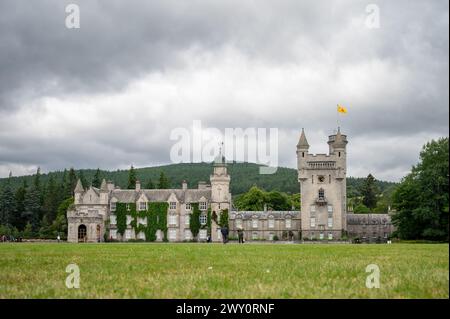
[78,224,87,242]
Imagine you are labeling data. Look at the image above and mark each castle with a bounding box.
[67,128,394,243]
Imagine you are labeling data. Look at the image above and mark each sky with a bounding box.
[0,0,448,182]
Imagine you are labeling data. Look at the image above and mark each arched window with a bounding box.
[318,188,325,199]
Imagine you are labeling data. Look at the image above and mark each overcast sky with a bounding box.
[0,0,448,182]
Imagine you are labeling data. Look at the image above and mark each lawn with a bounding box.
[0,243,448,298]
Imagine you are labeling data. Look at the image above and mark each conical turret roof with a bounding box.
[333,127,347,148]
[297,128,309,148]
[74,179,84,193]
[100,179,108,192]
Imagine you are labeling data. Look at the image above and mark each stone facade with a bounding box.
[67,127,395,243]
[67,156,231,243]
[297,128,348,240]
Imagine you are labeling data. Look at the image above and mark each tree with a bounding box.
[0,172,16,226]
[23,185,42,234]
[158,172,170,189]
[392,138,449,241]
[92,168,102,188]
[145,178,155,189]
[13,180,27,230]
[233,186,266,211]
[42,175,59,223]
[266,191,291,210]
[65,168,77,198]
[354,203,370,214]
[127,165,137,189]
[360,174,378,210]
[78,171,88,189]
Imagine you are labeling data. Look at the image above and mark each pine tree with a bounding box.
[127,165,137,189]
[158,172,170,189]
[65,168,77,198]
[42,175,59,223]
[92,168,102,188]
[145,178,155,189]
[361,174,378,210]
[0,172,16,226]
[13,180,27,230]
[78,171,88,189]
[23,186,41,234]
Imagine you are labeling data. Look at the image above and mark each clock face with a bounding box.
[318,175,325,183]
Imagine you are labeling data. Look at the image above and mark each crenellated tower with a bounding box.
[297,128,348,240]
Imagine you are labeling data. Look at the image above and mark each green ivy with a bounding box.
[115,203,133,236]
[219,208,229,228]
[190,203,201,239]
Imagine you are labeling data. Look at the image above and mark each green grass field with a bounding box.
[0,243,448,298]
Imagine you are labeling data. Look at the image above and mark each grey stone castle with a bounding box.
[67,128,394,243]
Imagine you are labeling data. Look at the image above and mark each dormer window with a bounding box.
[110,202,116,212]
[185,203,191,210]
[169,202,177,210]
[199,201,207,210]
[139,202,147,211]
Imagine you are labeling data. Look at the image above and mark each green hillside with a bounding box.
[1,162,396,196]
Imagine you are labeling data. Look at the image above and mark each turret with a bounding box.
[99,179,109,204]
[74,179,84,204]
[297,129,309,179]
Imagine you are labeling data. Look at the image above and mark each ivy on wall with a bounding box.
[219,208,229,228]
[114,202,168,242]
[190,203,201,239]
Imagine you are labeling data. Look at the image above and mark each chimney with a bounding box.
[136,180,141,192]
[182,180,187,190]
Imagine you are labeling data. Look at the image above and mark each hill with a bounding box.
[1,162,396,196]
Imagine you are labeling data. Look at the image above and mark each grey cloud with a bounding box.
[0,0,448,181]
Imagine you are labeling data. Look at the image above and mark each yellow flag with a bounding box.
[337,104,347,114]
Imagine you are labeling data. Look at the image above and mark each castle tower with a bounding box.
[297,128,348,240]
[210,153,231,242]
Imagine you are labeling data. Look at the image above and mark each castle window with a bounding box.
[268,217,275,229]
[185,203,191,210]
[328,233,333,240]
[199,201,207,210]
[310,217,316,228]
[318,188,325,200]
[327,205,333,214]
[252,232,258,240]
[302,152,305,158]
[139,201,147,211]
[169,202,177,210]
[312,175,314,184]
[185,214,190,225]
[310,205,316,215]
[252,218,258,228]
[329,175,331,183]
[110,215,117,225]
[285,217,292,229]
[169,214,177,226]
[185,230,192,240]
[328,217,333,228]
[199,213,207,225]
[319,232,324,240]
[110,202,116,211]
[169,229,177,240]
[125,229,132,240]
[126,215,133,225]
